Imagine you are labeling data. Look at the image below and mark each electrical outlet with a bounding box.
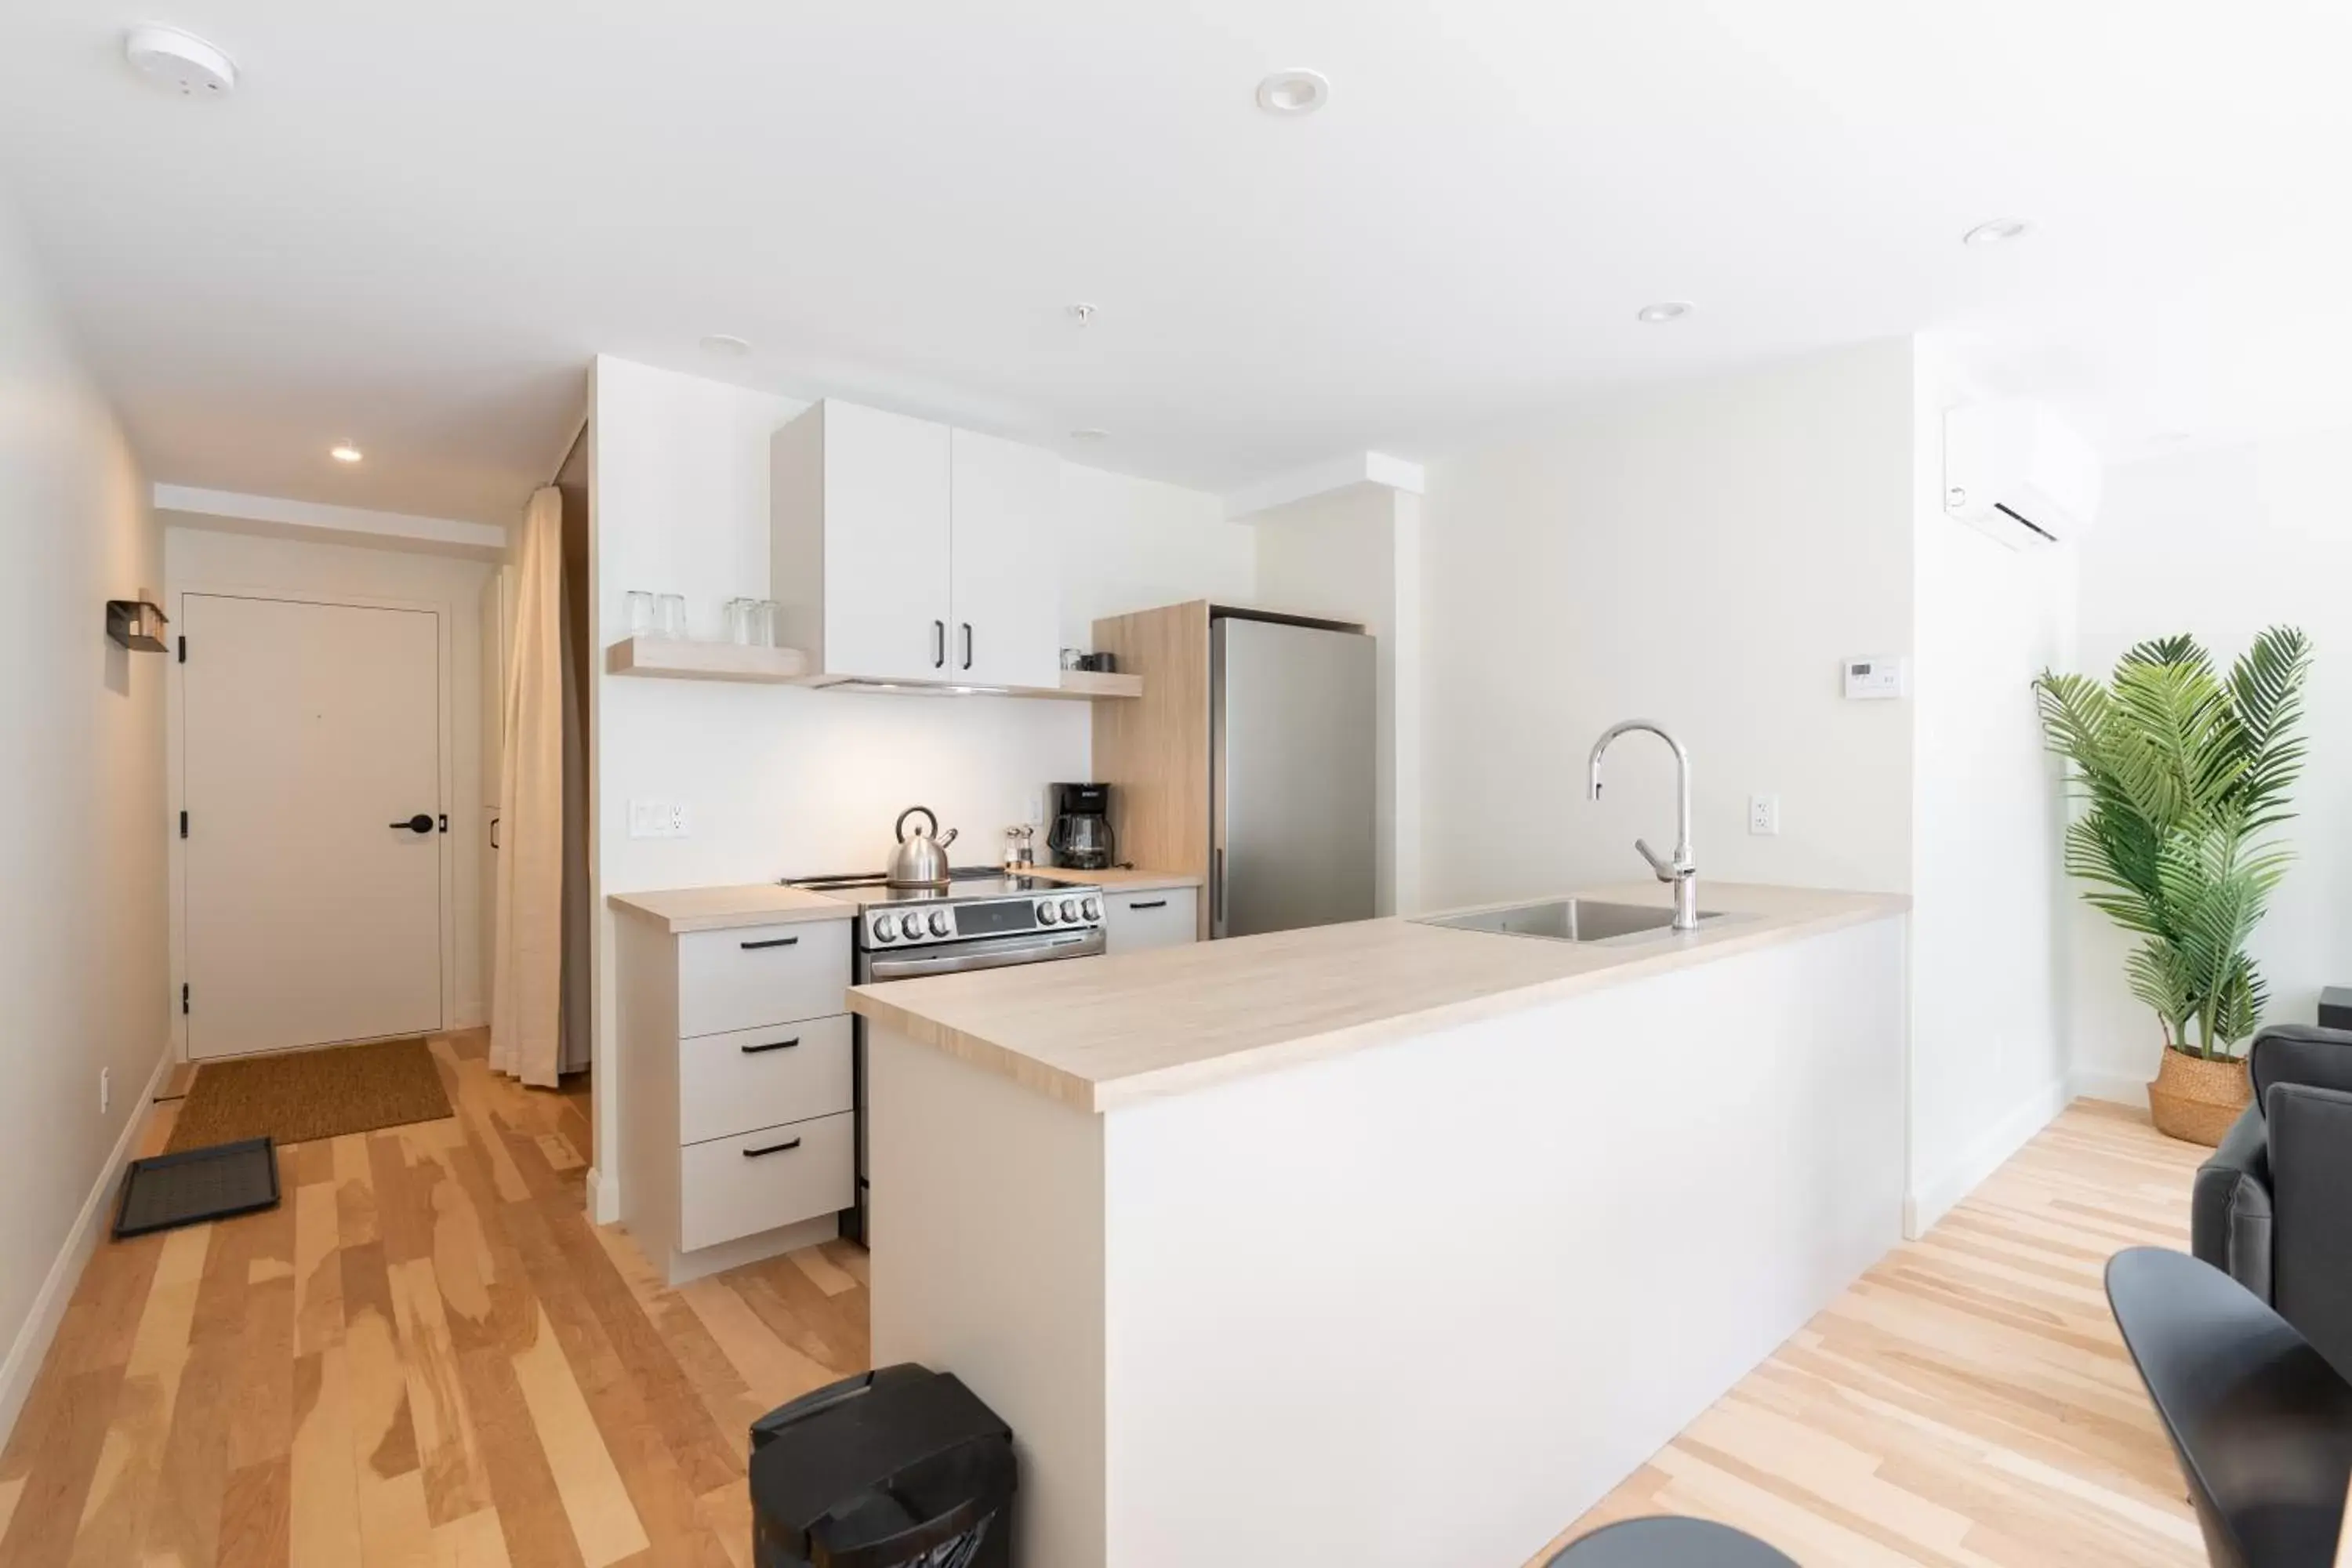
[1748,795,1780,836]
[100,1066,111,1116]
[627,799,691,839]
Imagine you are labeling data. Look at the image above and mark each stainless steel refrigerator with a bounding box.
[1209,614,1378,937]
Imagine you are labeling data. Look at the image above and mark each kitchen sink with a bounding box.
[1414,897,1721,944]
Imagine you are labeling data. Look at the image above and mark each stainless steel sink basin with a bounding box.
[1414,897,1720,944]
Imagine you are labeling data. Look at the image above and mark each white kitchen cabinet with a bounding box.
[948,427,1062,688]
[773,398,1060,688]
[615,905,857,1284]
[773,400,953,681]
[1103,887,1200,956]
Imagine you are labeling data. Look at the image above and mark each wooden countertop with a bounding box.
[1023,866,1206,892]
[848,881,1907,1113]
[607,884,855,933]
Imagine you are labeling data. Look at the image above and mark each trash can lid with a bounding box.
[750,1363,1014,1550]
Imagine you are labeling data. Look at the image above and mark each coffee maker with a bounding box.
[1047,782,1115,870]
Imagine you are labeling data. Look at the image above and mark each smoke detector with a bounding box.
[125,26,238,97]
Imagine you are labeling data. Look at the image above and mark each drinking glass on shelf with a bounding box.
[724,598,757,645]
[625,591,656,639]
[656,593,688,641]
[756,600,783,648]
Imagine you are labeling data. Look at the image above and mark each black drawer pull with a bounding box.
[1127,898,1168,910]
[740,936,800,950]
[742,1138,803,1158]
[741,1037,800,1054]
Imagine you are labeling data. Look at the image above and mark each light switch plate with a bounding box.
[628,799,691,839]
[1842,655,1908,700]
[1748,795,1780,836]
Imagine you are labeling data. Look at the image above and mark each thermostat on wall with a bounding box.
[1843,656,1907,701]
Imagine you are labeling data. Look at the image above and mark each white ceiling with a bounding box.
[3,0,2349,523]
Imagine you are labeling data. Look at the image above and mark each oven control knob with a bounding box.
[1081,896,1102,921]
[902,913,928,939]
[1058,898,1079,921]
[884,913,911,940]
[927,910,951,937]
[873,918,896,942]
[1037,900,1059,924]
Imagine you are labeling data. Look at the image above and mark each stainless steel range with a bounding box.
[783,867,1105,1243]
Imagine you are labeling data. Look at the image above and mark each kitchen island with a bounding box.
[848,881,1907,1568]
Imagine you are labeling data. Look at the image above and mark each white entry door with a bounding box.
[182,593,445,1058]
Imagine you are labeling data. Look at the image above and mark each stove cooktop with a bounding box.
[782,867,1094,907]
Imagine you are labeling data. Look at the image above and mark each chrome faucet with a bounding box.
[1588,720,1699,931]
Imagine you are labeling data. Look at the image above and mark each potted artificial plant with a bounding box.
[2033,627,2312,1145]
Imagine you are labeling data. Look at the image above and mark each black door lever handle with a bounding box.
[390,814,434,834]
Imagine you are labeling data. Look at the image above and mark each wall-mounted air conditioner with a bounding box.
[1942,401,2102,548]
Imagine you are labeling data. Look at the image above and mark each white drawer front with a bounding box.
[678,1112,854,1253]
[678,1015,854,1146]
[677,919,850,1037]
[1105,888,1199,955]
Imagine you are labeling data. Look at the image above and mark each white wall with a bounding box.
[162,524,496,1029]
[1417,339,1918,911]
[1251,483,1425,914]
[586,355,1252,1215]
[1905,340,2079,1229]
[2070,430,2352,1100]
[0,197,170,1441]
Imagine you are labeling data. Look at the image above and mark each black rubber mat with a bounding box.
[112,1137,281,1240]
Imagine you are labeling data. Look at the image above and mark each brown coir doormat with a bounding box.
[165,1037,454,1152]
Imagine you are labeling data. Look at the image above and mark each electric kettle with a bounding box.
[887,806,959,887]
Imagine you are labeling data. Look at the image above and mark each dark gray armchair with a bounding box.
[2193,1024,2352,1380]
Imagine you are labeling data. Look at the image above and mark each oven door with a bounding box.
[847,925,1105,1245]
[864,925,1104,982]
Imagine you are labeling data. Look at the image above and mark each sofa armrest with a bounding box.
[2191,1104,2273,1302]
[2252,1024,2352,1108]
[2267,1081,2352,1381]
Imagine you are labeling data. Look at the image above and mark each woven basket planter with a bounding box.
[2147,1049,2252,1146]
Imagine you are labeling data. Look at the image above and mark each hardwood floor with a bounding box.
[0,1030,867,1568]
[1541,1101,2207,1566]
[1,1044,2205,1568]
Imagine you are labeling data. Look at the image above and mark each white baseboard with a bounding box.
[2069,1067,2150,1109]
[584,1164,620,1226]
[1904,1076,2073,1238]
[0,1040,176,1448]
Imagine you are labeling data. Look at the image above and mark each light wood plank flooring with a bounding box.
[0,1030,867,1568]
[1542,1100,2206,1565]
[1,1043,2204,1568]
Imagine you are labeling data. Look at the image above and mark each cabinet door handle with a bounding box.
[960,622,973,670]
[489,815,500,850]
[932,619,946,669]
[742,1137,803,1158]
[1127,898,1168,910]
[740,936,800,951]
[740,1036,800,1054]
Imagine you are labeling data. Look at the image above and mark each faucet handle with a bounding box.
[1634,837,1675,881]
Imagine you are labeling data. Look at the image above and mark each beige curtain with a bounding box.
[491,486,566,1086]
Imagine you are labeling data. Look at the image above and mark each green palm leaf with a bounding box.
[2033,626,2310,1058]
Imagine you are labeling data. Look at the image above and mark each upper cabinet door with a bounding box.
[948,428,1062,689]
[775,401,952,681]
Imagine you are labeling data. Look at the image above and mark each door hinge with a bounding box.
[181,983,190,1015]
[177,634,187,663]
[179,809,188,839]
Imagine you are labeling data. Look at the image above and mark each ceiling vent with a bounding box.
[125,26,238,97]
[1943,401,2102,549]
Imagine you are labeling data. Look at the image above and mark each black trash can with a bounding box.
[750,1363,1015,1568]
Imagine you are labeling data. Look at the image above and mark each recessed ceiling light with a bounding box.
[1635,301,1693,324]
[1256,70,1330,116]
[124,25,238,97]
[329,443,363,463]
[699,333,752,356]
[1963,218,2032,247]
[1065,303,1098,328]
[1069,428,1109,442]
